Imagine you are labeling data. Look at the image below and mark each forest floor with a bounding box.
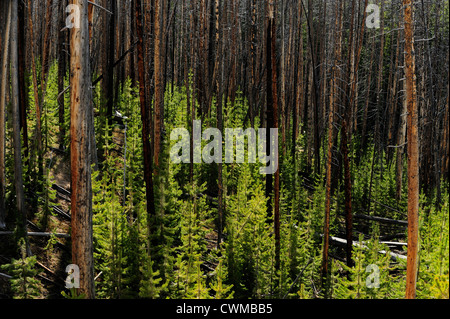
[0,147,72,298]
[30,150,72,299]
[0,124,221,298]
[0,124,411,298]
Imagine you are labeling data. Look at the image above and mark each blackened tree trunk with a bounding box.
[154,0,163,169]
[307,0,320,176]
[27,0,43,192]
[342,0,368,269]
[0,0,12,230]
[107,0,116,127]
[58,0,67,150]
[294,1,303,149]
[216,0,224,249]
[265,3,274,220]
[341,0,356,269]
[267,0,280,271]
[17,0,28,160]
[322,0,342,290]
[12,0,30,256]
[341,119,353,267]
[41,0,53,91]
[135,0,156,248]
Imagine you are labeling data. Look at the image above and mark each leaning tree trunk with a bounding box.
[403,0,419,300]
[69,0,95,299]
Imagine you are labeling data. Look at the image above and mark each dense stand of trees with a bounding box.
[0,0,448,299]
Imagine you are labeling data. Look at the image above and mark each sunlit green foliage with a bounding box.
[4,63,447,300]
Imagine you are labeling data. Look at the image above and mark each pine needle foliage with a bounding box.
[1,239,42,299]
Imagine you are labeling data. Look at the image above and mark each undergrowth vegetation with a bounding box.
[1,64,448,299]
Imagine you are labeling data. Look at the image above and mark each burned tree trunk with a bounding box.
[322,0,342,288]
[69,0,95,299]
[135,0,156,246]
[58,0,67,150]
[396,74,407,201]
[216,0,224,249]
[154,0,163,169]
[107,0,117,127]
[0,0,12,230]
[11,0,31,256]
[341,0,368,269]
[17,0,28,159]
[267,0,280,271]
[403,0,419,300]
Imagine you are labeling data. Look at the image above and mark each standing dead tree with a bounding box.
[11,0,31,256]
[69,0,95,299]
[266,0,280,271]
[322,0,343,290]
[403,0,420,300]
[0,0,12,230]
[135,0,156,251]
[154,0,164,169]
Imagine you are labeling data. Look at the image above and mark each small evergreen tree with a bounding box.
[1,239,42,299]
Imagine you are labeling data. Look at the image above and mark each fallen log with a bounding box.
[201,262,215,272]
[49,146,67,156]
[0,231,70,239]
[52,184,71,197]
[379,233,406,241]
[371,199,403,215]
[52,205,71,220]
[36,261,66,284]
[353,213,408,226]
[27,220,42,231]
[37,274,61,287]
[379,241,407,248]
[329,236,407,261]
[0,272,12,280]
[27,221,71,252]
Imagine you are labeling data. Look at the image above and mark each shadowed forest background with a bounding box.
[0,0,448,299]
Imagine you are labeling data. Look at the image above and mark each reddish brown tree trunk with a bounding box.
[403,0,419,300]
[135,0,156,245]
[69,0,95,299]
